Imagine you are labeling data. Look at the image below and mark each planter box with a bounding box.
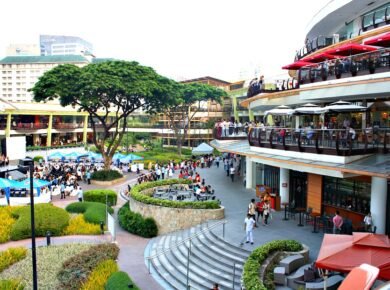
[91,176,126,186]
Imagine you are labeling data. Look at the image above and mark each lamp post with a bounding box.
[28,160,38,290]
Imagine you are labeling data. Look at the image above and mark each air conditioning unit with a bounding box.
[333,34,340,44]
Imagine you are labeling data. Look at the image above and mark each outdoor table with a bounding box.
[282,202,289,221]
[296,207,306,226]
[311,212,321,233]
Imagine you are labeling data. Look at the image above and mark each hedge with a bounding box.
[26,143,83,151]
[130,179,220,209]
[58,243,119,290]
[84,189,117,206]
[0,206,17,243]
[0,279,24,290]
[81,259,118,290]
[91,170,123,181]
[10,204,70,241]
[118,202,158,238]
[63,215,101,235]
[66,202,114,224]
[242,240,302,290]
[105,271,140,290]
[0,247,27,273]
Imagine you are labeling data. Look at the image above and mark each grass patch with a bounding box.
[0,244,91,289]
[10,204,69,241]
[66,202,113,225]
[0,279,24,289]
[133,147,192,165]
[105,271,140,290]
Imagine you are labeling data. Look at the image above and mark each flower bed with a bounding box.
[0,206,18,243]
[66,202,114,224]
[130,179,220,209]
[242,240,302,290]
[118,202,158,238]
[10,204,70,241]
[0,247,27,272]
[81,259,118,290]
[64,214,101,235]
[0,244,91,289]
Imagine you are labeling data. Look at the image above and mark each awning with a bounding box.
[302,52,342,63]
[192,143,214,155]
[282,60,315,70]
[294,103,327,115]
[364,32,390,47]
[326,43,378,56]
[325,100,367,112]
[265,105,295,117]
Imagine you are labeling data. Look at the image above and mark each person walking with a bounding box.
[77,186,83,202]
[86,170,91,185]
[333,211,343,234]
[364,212,373,232]
[262,200,271,225]
[230,165,235,182]
[248,199,257,227]
[215,156,220,168]
[244,213,255,245]
[256,199,264,222]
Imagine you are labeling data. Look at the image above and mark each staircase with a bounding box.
[146,221,251,290]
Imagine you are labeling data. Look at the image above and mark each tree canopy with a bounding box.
[31,60,177,169]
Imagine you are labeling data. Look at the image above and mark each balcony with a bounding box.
[12,123,48,130]
[53,123,84,129]
[213,127,248,140]
[247,127,389,156]
[298,48,390,86]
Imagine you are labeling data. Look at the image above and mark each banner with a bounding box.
[107,213,116,242]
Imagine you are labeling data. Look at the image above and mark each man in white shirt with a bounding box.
[230,166,235,182]
[244,214,255,244]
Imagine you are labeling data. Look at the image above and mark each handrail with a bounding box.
[146,219,227,261]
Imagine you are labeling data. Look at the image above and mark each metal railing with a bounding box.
[11,123,48,130]
[53,123,84,129]
[213,126,248,139]
[146,219,228,289]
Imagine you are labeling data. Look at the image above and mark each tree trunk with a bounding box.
[103,154,112,171]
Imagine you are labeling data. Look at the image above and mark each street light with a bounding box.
[19,158,38,290]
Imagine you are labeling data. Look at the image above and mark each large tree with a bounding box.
[31,60,176,169]
[165,83,227,155]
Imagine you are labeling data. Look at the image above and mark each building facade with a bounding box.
[212,0,390,235]
[40,34,93,56]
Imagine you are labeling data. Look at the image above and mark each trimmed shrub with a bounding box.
[118,202,158,238]
[10,204,70,241]
[63,215,101,235]
[58,243,119,290]
[242,240,303,290]
[66,202,113,225]
[84,189,117,206]
[33,156,44,163]
[91,170,123,181]
[130,179,220,209]
[81,259,118,290]
[105,271,140,290]
[0,279,24,290]
[0,207,18,243]
[0,247,27,273]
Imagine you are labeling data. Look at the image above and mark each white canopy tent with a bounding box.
[264,105,295,117]
[294,103,327,115]
[192,143,214,155]
[324,100,367,113]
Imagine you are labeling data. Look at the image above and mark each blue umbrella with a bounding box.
[119,154,144,164]
[0,178,21,200]
[113,153,126,162]
[89,152,103,162]
[48,152,64,161]
[14,179,51,197]
[64,152,88,161]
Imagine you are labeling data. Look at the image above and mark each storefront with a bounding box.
[289,171,308,208]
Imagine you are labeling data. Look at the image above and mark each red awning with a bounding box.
[302,52,341,63]
[326,43,378,56]
[282,60,315,70]
[364,32,390,47]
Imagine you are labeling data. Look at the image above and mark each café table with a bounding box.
[295,207,306,227]
[282,202,289,221]
[311,212,321,233]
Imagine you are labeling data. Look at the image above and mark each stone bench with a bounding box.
[273,266,286,285]
[286,263,311,289]
[305,275,344,290]
[280,254,305,274]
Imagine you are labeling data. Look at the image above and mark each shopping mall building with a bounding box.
[212,0,390,235]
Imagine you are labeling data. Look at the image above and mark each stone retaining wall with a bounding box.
[128,196,225,235]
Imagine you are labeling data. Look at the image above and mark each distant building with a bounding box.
[0,55,90,102]
[40,34,93,56]
[6,44,40,56]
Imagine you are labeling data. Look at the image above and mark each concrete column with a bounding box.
[46,114,53,147]
[248,109,254,122]
[245,157,253,189]
[82,115,88,144]
[370,177,388,234]
[280,168,290,205]
[5,114,11,138]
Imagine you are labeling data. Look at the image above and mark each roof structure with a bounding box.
[180,76,231,86]
[0,55,89,64]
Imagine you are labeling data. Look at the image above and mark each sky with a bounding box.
[0,0,329,82]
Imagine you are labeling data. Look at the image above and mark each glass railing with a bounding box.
[362,5,389,31]
[298,48,390,85]
[247,127,390,156]
[213,126,248,139]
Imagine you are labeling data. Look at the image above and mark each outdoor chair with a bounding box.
[288,204,296,220]
[304,207,313,225]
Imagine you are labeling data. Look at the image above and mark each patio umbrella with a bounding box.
[0,178,14,200]
[302,52,342,63]
[14,179,51,197]
[338,263,379,290]
[325,100,367,112]
[294,103,327,115]
[316,233,390,280]
[119,154,144,164]
[264,105,295,117]
[282,60,316,70]
[364,32,390,47]
[64,152,81,160]
[88,152,103,162]
[48,152,64,161]
[326,43,378,56]
[113,153,126,162]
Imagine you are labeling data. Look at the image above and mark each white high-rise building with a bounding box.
[40,35,93,56]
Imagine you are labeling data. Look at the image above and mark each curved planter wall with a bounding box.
[128,196,225,235]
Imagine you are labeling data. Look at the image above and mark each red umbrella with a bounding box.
[302,52,342,63]
[364,32,390,47]
[326,43,378,56]
[282,60,315,70]
[316,233,390,280]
